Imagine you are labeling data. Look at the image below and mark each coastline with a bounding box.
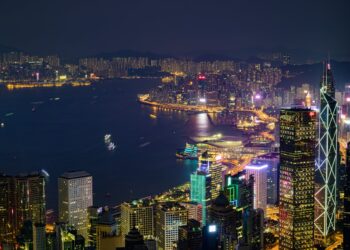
[137,94,225,113]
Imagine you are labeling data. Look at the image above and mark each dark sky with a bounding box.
[0,0,349,61]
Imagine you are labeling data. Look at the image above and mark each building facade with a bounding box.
[155,203,188,250]
[190,171,211,226]
[120,200,154,241]
[315,63,338,244]
[279,108,316,249]
[245,162,268,213]
[344,142,350,249]
[58,171,93,241]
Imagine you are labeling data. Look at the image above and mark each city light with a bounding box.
[208,225,217,233]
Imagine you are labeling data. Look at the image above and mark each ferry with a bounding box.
[107,142,116,151]
[104,134,116,151]
[104,134,112,143]
[149,114,157,119]
[176,143,198,160]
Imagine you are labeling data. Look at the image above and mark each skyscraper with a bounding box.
[58,171,93,241]
[155,202,188,250]
[190,171,211,226]
[0,174,16,244]
[279,108,316,249]
[224,171,254,241]
[96,207,118,250]
[0,172,46,245]
[344,142,350,249]
[177,219,202,250]
[315,62,338,244]
[33,223,46,250]
[257,153,280,205]
[245,162,268,213]
[224,171,254,211]
[120,200,154,241]
[198,151,225,200]
[208,191,237,249]
[242,208,264,249]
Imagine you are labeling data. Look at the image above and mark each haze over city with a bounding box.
[1,0,350,62]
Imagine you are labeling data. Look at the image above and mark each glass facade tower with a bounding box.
[279,108,316,250]
[315,63,338,244]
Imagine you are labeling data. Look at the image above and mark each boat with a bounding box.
[104,134,116,151]
[176,143,198,160]
[149,114,157,119]
[104,134,112,143]
[139,142,151,148]
[107,142,116,151]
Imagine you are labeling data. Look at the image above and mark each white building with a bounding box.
[245,162,268,213]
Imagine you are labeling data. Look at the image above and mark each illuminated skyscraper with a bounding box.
[257,153,280,205]
[224,171,253,210]
[190,171,211,226]
[0,174,16,243]
[155,202,188,250]
[199,151,225,201]
[245,162,268,213]
[120,200,154,241]
[344,142,350,249]
[58,171,93,242]
[279,108,316,249]
[315,63,338,244]
[17,174,46,225]
[0,172,46,245]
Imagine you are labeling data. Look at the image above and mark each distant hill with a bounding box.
[93,50,170,60]
[0,44,21,54]
[279,60,350,90]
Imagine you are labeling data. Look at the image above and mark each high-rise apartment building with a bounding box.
[58,171,93,241]
[279,108,316,249]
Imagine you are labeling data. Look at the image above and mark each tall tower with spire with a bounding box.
[315,61,338,244]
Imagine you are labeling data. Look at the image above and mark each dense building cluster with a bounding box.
[1,61,350,250]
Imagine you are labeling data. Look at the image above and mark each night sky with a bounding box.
[0,0,349,61]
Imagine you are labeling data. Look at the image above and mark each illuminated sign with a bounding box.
[245,164,268,170]
[208,225,217,233]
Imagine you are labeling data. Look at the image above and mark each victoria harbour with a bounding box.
[0,79,233,208]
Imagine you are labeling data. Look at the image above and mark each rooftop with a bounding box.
[60,170,91,179]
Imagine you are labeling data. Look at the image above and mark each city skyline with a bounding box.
[1,1,350,249]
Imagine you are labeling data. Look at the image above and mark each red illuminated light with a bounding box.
[198,75,206,80]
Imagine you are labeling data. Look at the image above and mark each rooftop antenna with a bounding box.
[327,52,331,70]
